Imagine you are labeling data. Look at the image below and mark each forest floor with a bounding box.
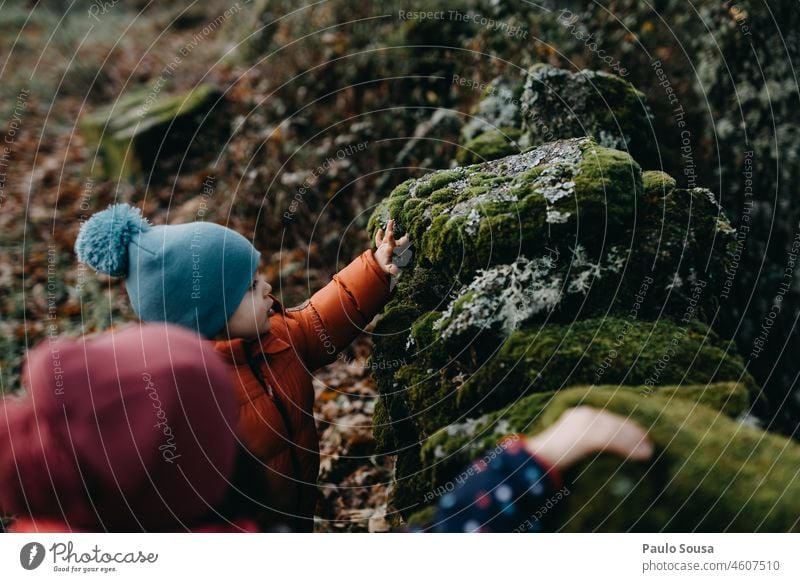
[313,335,394,532]
[0,3,403,532]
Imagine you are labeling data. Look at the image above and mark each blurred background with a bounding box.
[0,0,797,530]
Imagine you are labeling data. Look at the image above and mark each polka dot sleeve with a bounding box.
[425,435,566,533]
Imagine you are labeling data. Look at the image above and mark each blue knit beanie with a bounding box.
[75,204,261,339]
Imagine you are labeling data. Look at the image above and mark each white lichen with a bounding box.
[604,245,627,272]
[464,208,482,236]
[666,272,683,290]
[445,417,484,438]
[567,244,603,294]
[446,190,519,220]
[493,419,511,435]
[435,255,564,340]
[452,372,468,387]
[546,209,572,224]
[433,242,632,341]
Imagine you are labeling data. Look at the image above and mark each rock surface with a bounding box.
[458,65,657,169]
[366,134,799,530]
[80,84,224,182]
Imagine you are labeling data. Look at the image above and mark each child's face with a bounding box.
[225,272,274,339]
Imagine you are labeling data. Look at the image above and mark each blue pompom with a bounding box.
[75,203,150,276]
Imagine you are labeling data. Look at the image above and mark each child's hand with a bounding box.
[524,406,654,471]
[374,218,410,276]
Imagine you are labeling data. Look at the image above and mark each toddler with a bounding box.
[76,204,407,531]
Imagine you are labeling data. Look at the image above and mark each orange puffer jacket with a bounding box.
[213,250,391,532]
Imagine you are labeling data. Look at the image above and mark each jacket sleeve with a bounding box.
[286,249,392,370]
[428,435,564,533]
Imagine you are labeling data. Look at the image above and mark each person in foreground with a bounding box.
[0,324,257,533]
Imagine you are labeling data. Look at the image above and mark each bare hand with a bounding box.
[374,218,410,276]
[524,406,654,472]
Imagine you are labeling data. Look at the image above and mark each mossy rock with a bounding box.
[80,84,224,182]
[370,144,736,349]
[369,137,642,280]
[456,127,523,166]
[521,64,658,169]
[453,317,756,422]
[622,183,737,321]
[368,136,743,513]
[384,316,756,446]
[367,131,751,526]
[456,65,657,168]
[402,385,798,531]
[399,381,749,512]
[539,387,800,531]
[642,170,677,196]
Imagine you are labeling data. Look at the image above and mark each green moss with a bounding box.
[454,185,490,203]
[372,300,419,374]
[573,141,641,232]
[418,213,470,274]
[368,179,415,237]
[455,317,756,419]
[415,170,464,198]
[537,387,800,531]
[371,300,422,450]
[428,187,455,204]
[399,265,453,307]
[368,137,648,282]
[655,381,749,418]
[391,449,430,515]
[642,170,677,197]
[401,365,455,439]
[457,127,523,165]
[80,84,222,181]
[372,397,394,454]
[409,310,450,364]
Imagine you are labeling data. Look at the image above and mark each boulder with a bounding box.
[458,65,657,169]
[521,64,658,168]
[410,386,800,531]
[370,137,735,319]
[365,135,800,530]
[80,84,224,182]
